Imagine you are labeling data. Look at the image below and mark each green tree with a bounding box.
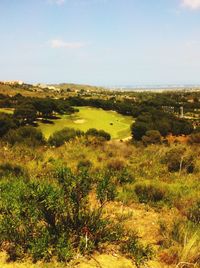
[142,130,162,145]
[14,105,37,125]
[48,127,84,147]
[0,113,17,137]
[86,128,111,141]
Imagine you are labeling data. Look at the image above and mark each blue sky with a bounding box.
[1,0,200,85]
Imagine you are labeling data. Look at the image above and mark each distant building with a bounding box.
[1,80,24,85]
[180,106,184,118]
[162,106,175,113]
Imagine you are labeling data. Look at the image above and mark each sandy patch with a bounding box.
[74,119,86,124]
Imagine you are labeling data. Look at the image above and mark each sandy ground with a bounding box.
[73,119,86,124]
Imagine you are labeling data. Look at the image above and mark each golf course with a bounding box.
[0,107,133,140]
[38,107,133,139]
[0,108,14,114]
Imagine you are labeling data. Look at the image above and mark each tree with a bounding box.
[33,99,55,118]
[86,128,111,141]
[142,130,162,145]
[4,126,45,146]
[172,119,193,136]
[14,105,37,125]
[131,122,151,141]
[48,127,84,147]
[0,113,17,137]
[156,120,171,137]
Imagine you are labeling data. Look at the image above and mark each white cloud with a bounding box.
[181,0,200,9]
[50,39,85,49]
[48,0,65,5]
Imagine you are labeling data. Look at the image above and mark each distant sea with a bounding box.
[106,84,200,92]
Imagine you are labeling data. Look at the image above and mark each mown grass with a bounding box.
[38,107,133,139]
[0,108,14,114]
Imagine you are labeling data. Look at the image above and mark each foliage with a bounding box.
[4,126,45,146]
[162,147,195,173]
[96,170,117,204]
[0,113,17,137]
[142,130,162,145]
[116,167,135,184]
[121,233,153,267]
[48,127,84,147]
[134,182,166,203]
[131,110,193,141]
[14,104,37,125]
[0,166,125,262]
[77,159,92,170]
[188,132,200,144]
[159,219,200,266]
[86,128,111,141]
[106,158,126,171]
[187,200,200,224]
[0,163,25,178]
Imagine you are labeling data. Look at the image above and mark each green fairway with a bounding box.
[0,108,14,114]
[38,106,133,139]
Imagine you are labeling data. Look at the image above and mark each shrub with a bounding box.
[0,166,124,262]
[14,104,37,125]
[4,126,45,146]
[96,170,117,204]
[116,167,135,184]
[77,159,92,170]
[86,128,111,141]
[162,147,195,173]
[159,219,200,266]
[121,233,153,267]
[0,113,17,137]
[0,163,25,178]
[131,121,151,141]
[107,158,126,171]
[48,127,84,147]
[0,179,64,261]
[134,183,166,203]
[142,130,162,145]
[188,132,200,144]
[187,200,200,224]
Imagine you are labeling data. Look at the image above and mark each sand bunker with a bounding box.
[74,119,86,124]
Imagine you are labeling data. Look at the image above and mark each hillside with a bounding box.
[0,87,200,268]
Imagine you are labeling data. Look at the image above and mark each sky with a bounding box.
[1,0,200,86]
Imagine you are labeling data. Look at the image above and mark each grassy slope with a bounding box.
[0,140,199,267]
[38,107,133,139]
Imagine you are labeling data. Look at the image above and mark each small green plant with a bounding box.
[77,159,92,170]
[0,163,25,178]
[121,233,153,267]
[134,182,166,203]
[158,218,200,266]
[187,200,200,224]
[96,170,117,205]
[107,158,126,171]
[117,167,135,184]
[162,147,195,173]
